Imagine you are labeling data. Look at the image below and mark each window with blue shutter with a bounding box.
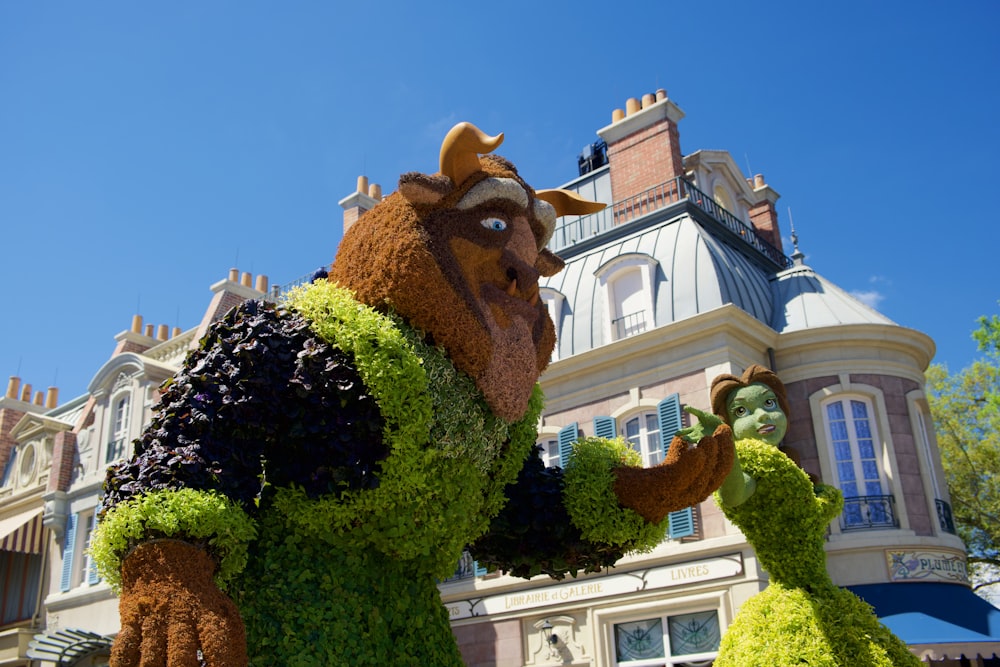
[60,513,78,592]
[86,512,100,585]
[473,561,488,577]
[657,394,696,539]
[593,416,617,440]
[557,423,579,467]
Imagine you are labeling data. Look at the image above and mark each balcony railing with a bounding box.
[549,177,791,269]
[612,311,648,339]
[936,498,957,534]
[840,495,899,531]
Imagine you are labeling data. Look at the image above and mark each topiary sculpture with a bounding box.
[91,122,735,666]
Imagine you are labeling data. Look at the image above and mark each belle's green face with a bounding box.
[725,383,787,446]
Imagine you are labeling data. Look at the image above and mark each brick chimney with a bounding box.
[747,173,783,253]
[597,89,685,203]
[339,176,381,236]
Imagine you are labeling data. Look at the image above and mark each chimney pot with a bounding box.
[21,383,32,402]
[255,274,269,293]
[131,314,143,334]
[33,390,43,406]
[228,268,239,282]
[612,108,625,123]
[368,183,382,200]
[156,324,169,341]
[241,272,252,287]
[357,175,369,194]
[45,387,58,409]
[172,326,182,338]
[641,93,655,109]
[655,89,667,101]
[754,174,766,188]
[625,98,641,116]
[144,324,154,337]
[6,376,20,399]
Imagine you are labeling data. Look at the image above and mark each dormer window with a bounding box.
[595,254,658,342]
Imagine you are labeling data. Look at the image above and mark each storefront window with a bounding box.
[614,610,719,666]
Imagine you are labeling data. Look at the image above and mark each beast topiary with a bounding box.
[91,123,736,666]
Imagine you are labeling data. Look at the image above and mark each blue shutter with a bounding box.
[557,423,579,467]
[86,513,100,585]
[593,416,617,440]
[658,395,696,539]
[668,507,695,539]
[473,561,488,577]
[60,514,78,592]
[656,393,683,453]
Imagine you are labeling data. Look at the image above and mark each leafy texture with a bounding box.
[927,306,1000,593]
[713,439,918,666]
[90,488,256,592]
[564,437,668,550]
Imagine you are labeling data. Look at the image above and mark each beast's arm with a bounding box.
[93,298,386,667]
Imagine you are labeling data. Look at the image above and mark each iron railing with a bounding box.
[548,176,792,269]
[840,495,899,531]
[936,498,957,534]
[613,311,648,339]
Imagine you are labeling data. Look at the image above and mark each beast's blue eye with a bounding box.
[481,217,507,232]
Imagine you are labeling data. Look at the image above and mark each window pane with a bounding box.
[850,399,869,421]
[862,460,880,481]
[837,462,856,482]
[616,619,665,661]
[668,610,720,656]
[858,439,876,460]
[826,401,845,421]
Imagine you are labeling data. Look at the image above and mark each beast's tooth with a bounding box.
[529,291,540,306]
[506,279,518,296]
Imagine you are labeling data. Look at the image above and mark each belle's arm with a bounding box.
[683,407,756,507]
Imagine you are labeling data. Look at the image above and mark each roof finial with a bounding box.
[788,208,805,266]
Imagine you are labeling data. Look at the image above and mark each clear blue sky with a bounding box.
[1,1,997,403]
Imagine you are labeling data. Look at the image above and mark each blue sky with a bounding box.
[1,1,997,403]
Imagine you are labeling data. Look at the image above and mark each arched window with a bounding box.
[595,254,658,342]
[622,412,662,468]
[821,396,892,529]
[106,393,131,463]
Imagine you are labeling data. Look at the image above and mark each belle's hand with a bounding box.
[111,540,247,667]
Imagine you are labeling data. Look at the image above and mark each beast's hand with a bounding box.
[111,540,246,667]
[613,418,735,524]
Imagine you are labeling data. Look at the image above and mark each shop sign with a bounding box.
[445,553,743,620]
[885,550,969,583]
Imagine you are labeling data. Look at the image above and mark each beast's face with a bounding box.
[330,123,603,422]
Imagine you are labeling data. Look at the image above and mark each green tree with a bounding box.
[927,306,1000,594]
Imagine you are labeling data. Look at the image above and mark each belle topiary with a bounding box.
[91,122,736,666]
[680,365,920,666]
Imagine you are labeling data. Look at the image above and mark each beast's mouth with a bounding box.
[481,281,540,326]
[758,424,776,435]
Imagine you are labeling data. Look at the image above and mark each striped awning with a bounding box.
[0,506,45,554]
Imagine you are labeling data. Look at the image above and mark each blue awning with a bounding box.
[849,582,1000,645]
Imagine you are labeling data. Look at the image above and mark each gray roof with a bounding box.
[769,261,896,333]
[544,211,898,358]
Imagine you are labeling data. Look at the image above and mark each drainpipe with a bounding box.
[767,347,777,372]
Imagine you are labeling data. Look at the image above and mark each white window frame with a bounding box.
[809,379,910,534]
[537,437,561,468]
[595,254,658,343]
[539,288,566,362]
[596,594,727,667]
[106,389,132,464]
[620,411,663,468]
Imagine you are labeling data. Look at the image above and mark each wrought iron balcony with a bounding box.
[840,495,899,531]
[548,176,792,269]
[936,498,957,534]
[613,311,648,339]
